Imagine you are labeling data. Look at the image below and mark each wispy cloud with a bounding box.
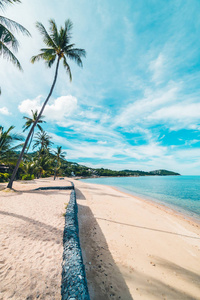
[0,107,11,116]
[149,53,166,85]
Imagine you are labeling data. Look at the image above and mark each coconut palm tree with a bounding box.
[33,130,53,155]
[7,19,86,188]
[0,125,23,162]
[53,146,66,180]
[23,110,45,153]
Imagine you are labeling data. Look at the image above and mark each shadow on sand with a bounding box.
[77,201,133,299]
[0,210,63,244]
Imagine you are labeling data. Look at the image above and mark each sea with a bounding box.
[81,176,200,221]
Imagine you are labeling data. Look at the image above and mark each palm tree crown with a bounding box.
[23,109,46,153]
[31,19,86,81]
[53,146,66,180]
[33,130,53,152]
[23,109,46,132]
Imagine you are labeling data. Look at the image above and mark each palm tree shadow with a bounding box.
[155,257,200,287]
[0,210,63,244]
[131,269,198,300]
[77,202,133,300]
[75,188,86,200]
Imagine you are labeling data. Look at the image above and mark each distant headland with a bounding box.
[64,161,180,178]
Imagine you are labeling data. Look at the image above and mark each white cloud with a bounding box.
[0,107,11,115]
[58,119,120,141]
[149,102,200,121]
[18,95,77,121]
[148,101,200,130]
[98,141,107,144]
[149,53,166,85]
[113,83,179,128]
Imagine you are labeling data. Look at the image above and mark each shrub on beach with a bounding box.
[21,174,35,180]
[0,173,10,182]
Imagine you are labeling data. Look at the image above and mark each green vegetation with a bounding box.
[0,124,68,181]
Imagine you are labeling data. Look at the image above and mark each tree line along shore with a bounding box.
[0,122,180,184]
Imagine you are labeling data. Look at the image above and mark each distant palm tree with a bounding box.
[0,125,23,162]
[53,146,66,180]
[33,130,53,155]
[36,154,53,179]
[7,19,86,188]
[0,0,30,92]
[23,110,45,153]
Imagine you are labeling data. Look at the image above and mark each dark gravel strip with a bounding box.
[61,189,90,300]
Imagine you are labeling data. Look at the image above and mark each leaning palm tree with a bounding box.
[53,146,66,180]
[7,19,86,188]
[23,109,45,153]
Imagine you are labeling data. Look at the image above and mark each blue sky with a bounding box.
[1,0,200,175]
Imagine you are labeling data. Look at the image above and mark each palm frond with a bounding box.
[0,16,30,36]
[49,19,59,47]
[0,0,21,10]
[30,52,46,64]
[0,41,22,69]
[46,55,56,67]
[63,55,72,81]
[66,49,84,67]
[0,24,19,52]
[36,21,57,49]
[37,124,43,131]
[64,19,73,36]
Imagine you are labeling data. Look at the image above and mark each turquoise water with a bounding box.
[81,176,200,221]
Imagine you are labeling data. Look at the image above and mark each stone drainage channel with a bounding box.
[36,183,90,300]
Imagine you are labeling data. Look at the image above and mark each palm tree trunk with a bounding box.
[25,130,34,155]
[7,57,60,189]
[54,160,58,180]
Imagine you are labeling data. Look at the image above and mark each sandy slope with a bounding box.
[74,179,200,300]
[0,178,71,300]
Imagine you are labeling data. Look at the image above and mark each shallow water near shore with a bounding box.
[81,175,200,221]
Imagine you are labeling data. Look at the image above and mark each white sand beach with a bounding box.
[0,177,200,300]
[74,179,200,300]
[0,178,71,300]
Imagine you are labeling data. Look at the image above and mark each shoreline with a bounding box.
[80,178,200,227]
[110,185,200,227]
